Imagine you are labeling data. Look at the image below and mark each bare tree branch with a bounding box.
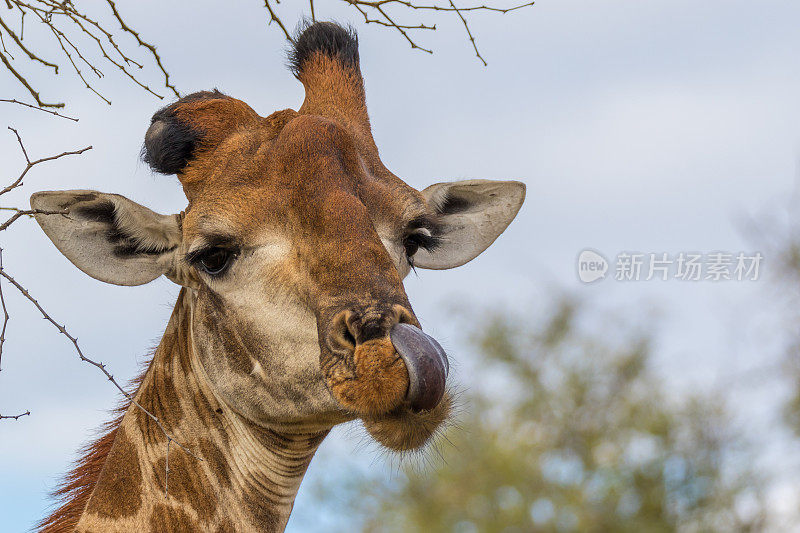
[0,46,63,107]
[0,261,202,467]
[0,126,88,400]
[0,248,9,371]
[372,3,433,53]
[448,0,485,66]
[0,15,58,71]
[1,127,92,197]
[0,131,198,496]
[1,0,180,109]
[165,437,171,498]
[263,0,294,43]
[377,0,535,14]
[0,99,78,121]
[0,410,30,420]
[105,0,181,98]
[0,207,67,232]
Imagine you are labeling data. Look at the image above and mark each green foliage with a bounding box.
[320,300,766,532]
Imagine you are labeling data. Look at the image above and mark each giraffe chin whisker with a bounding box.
[362,391,453,452]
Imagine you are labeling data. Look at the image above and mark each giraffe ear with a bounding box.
[30,190,182,286]
[143,90,261,175]
[413,179,525,270]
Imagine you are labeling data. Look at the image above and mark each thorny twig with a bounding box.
[448,0,485,65]
[0,125,88,375]
[1,0,180,108]
[1,127,91,197]
[0,248,8,370]
[165,438,171,498]
[0,15,57,70]
[0,129,199,496]
[373,3,433,53]
[0,264,203,469]
[264,0,294,43]
[105,0,180,98]
[0,47,62,107]
[0,207,67,232]
[0,410,30,420]
[0,98,78,121]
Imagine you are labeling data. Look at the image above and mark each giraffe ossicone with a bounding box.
[33,21,525,533]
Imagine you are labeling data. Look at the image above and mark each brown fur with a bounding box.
[327,337,410,415]
[39,371,146,533]
[88,429,143,518]
[149,503,194,532]
[171,104,425,419]
[42,289,335,532]
[297,54,374,150]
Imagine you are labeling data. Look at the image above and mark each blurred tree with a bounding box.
[318,300,767,532]
[755,209,800,437]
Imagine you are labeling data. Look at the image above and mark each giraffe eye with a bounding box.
[195,247,235,276]
[402,228,439,265]
[403,238,420,258]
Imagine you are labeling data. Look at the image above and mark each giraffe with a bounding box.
[32,22,525,532]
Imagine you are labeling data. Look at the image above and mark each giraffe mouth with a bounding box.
[321,312,450,449]
[389,323,449,413]
[351,323,451,452]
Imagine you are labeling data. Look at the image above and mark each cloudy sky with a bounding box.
[1,0,799,530]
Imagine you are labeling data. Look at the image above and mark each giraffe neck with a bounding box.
[74,289,328,532]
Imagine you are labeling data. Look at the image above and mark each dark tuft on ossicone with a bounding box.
[142,90,225,175]
[288,21,359,79]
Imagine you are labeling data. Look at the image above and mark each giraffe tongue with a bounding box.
[389,323,449,412]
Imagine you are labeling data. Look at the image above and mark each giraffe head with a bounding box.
[30,23,524,451]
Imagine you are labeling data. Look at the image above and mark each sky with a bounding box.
[1,0,800,530]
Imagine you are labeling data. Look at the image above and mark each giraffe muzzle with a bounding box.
[389,323,449,412]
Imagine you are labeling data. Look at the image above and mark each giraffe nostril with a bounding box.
[328,310,357,354]
[327,305,420,355]
[342,328,356,348]
[393,304,416,327]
